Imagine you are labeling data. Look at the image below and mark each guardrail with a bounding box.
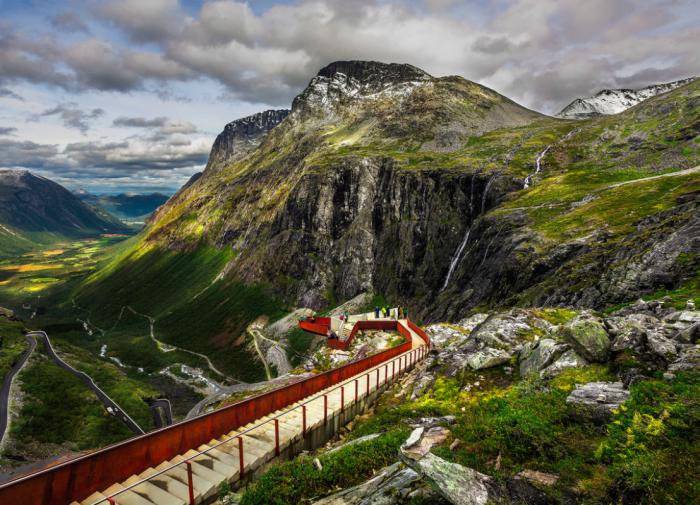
[0,319,430,505]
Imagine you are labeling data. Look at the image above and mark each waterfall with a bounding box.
[441,228,470,291]
[481,174,496,214]
[523,129,579,189]
[524,145,551,189]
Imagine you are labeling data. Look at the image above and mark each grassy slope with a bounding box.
[73,242,286,381]
[0,315,27,384]
[237,364,700,505]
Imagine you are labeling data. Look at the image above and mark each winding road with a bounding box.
[28,331,144,435]
[0,335,36,444]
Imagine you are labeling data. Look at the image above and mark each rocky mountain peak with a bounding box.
[557,77,696,119]
[291,60,433,117]
[205,109,289,172]
[316,60,431,86]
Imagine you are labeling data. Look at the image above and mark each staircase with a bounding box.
[0,318,429,505]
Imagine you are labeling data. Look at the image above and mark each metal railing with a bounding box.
[0,319,430,505]
[93,342,428,505]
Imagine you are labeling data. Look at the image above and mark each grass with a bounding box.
[13,352,136,449]
[239,429,409,505]
[0,315,27,382]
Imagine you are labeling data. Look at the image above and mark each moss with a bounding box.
[239,430,409,505]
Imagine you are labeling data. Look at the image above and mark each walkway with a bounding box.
[0,316,429,505]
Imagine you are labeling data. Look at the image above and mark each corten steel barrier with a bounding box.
[298,316,332,336]
[327,319,398,350]
[0,319,429,505]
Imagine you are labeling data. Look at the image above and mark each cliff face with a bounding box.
[96,61,700,322]
[205,109,290,173]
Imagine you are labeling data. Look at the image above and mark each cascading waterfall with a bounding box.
[481,174,496,214]
[442,174,497,291]
[523,145,551,189]
[523,129,580,189]
[441,228,470,290]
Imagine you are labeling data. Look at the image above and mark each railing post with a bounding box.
[366,373,370,396]
[376,368,380,389]
[355,379,358,403]
[341,385,345,412]
[238,436,244,478]
[274,419,280,456]
[185,460,195,505]
[392,360,396,382]
[302,405,307,437]
[107,498,116,505]
[324,394,328,424]
[385,364,388,385]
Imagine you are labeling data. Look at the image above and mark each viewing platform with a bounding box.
[0,313,430,505]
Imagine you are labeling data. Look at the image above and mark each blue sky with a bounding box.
[0,0,698,194]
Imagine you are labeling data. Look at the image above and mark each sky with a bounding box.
[0,0,698,194]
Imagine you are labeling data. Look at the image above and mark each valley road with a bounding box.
[0,335,36,444]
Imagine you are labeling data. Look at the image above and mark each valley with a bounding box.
[0,59,697,504]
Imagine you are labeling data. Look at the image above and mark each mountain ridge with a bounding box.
[556,76,697,119]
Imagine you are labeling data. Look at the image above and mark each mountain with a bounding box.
[73,61,699,378]
[557,77,696,119]
[77,192,170,221]
[0,170,130,257]
[205,109,290,173]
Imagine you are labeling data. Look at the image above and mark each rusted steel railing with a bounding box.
[0,319,429,505]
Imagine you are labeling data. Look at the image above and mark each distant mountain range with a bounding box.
[556,77,696,119]
[0,170,130,257]
[76,192,170,221]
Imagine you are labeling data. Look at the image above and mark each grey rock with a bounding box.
[540,349,588,378]
[456,313,489,332]
[519,339,567,377]
[312,462,422,505]
[406,415,457,429]
[466,348,511,370]
[560,315,611,362]
[646,333,677,361]
[566,381,630,422]
[668,346,700,372]
[402,452,492,505]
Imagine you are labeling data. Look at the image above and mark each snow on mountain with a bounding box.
[557,77,696,119]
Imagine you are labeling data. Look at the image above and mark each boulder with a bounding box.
[312,462,425,505]
[469,310,544,349]
[646,332,677,361]
[668,346,700,372]
[400,428,553,505]
[540,349,588,378]
[517,469,559,487]
[519,339,568,377]
[566,382,629,422]
[465,348,511,370]
[560,316,611,362]
[400,426,451,460]
[456,313,489,332]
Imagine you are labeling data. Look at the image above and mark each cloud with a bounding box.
[0,87,24,101]
[0,133,210,191]
[35,103,105,133]
[0,127,17,136]
[2,0,698,113]
[97,0,184,43]
[50,11,91,34]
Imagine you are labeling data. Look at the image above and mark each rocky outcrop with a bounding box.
[205,109,289,173]
[399,428,553,505]
[566,382,630,422]
[559,315,611,362]
[520,339,569,377]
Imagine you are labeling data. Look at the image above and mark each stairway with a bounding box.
[74,323,426,505]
